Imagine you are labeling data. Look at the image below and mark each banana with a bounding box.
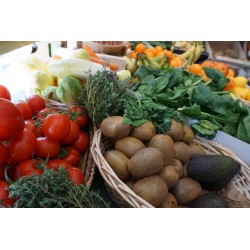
[193,45,203,63]
[179,45,196,60]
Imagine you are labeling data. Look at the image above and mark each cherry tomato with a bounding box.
[5,128,37,165]
[0,143,6,166]
[24,119,43,137]
[69,106,89,129]
[71,130,89,153]
[61,146,81,166]
[46,159,71,171]
[36,107,58,120]
[0,180,16,207]
[0,85,11,100]
[35,137,60,159]
[27,94,46,113]
[14,159,43,181]
[68,167,85,185]
[16,101,33,120]
[60,120,80,145]
[42,114,71,141]
[0,98,25,141]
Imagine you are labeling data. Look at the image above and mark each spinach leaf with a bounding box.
[234,107,250,143]
[204,67,229,91]
[155,75,170,93]
[178,104,202,118]
[134,64,160,80]
[137,84,153,96]
[191,123,217,138]
[168,68,184,88]
[193,84,233,115]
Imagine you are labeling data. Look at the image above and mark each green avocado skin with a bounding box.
[191,192,230,208]
[187,155,241,190]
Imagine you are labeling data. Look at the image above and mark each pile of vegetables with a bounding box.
[131,64,250,144]
[0,87,108,208]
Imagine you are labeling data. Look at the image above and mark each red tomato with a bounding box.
[69,106,89,128]
[0,164,4,180]
[61,146,81,166]
[60,120,80,145]
[46,159,71,171]
[0,143,6,166]
[16,101,33,120]
[71,130,89,153]
[27,94,46,113]
[0,180,16,207]
[0,84,11,100]
[0,98,25,141]
[14,159,43,181]
[24,119,43,137]
[5,128,37,165]
[42,114,71,141]
[35,137,60,159]
[36,107,58,120]
[68,167,85,185]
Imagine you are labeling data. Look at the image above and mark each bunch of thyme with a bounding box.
[79,68,129,129]
[7,168,109,208]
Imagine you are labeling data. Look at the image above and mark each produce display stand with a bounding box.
[1,41,250,208]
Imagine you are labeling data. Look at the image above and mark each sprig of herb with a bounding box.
[8,168,110,208]
[79,68,129,129]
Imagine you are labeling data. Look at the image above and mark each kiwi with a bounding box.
[189,143,206,159]
[160,193,178,208]
[181,125,195,144]
[100,116,131,139]
[131,121,156,142]
[104,150,130,181]
[166,119,184,142]
[132,175,168,207]
[115,136,145,158]
[171,177,202,205]
[149,134,175,165]
[128,147,164,179]
[174,142,192,163]
[169,159,184,178]
[159,165,179,189]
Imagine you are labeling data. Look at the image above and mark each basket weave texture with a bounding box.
[45,99,95,188]
[91,129,250,208]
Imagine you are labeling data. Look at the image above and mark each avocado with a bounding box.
[191,192,230,208]
[187,155,240,190]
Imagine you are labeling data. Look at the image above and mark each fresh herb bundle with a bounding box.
[123,94,182,134]
[8,168,110,208]
[79,68,129,129]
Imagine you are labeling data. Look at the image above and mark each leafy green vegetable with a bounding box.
[234,107,250,144]
[132,65,250,144]
[42,86,60,102]
[56,76,82,105]
[8,168,109,208]
[123,94,182,134]
[203,67,229,91]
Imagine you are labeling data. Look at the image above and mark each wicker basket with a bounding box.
[91,129,250,208]
[45,98,95,188]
